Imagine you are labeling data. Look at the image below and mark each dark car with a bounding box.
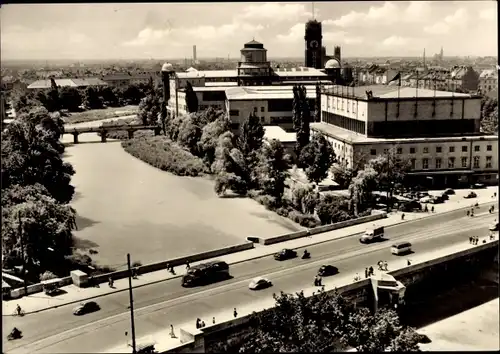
[399,200,422,212]
[440,193,449,201]
[464,191,477,199]
[431,195,445,204]
[471,183,486,189]
[444,188,455,195]
[318,265,339,277]
[274,249,297,261]
[73,301,100,316]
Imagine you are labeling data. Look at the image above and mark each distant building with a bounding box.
[27,78,108,90]
[478,69,498,94]
[304,20,323,69]
[312,85,498,187]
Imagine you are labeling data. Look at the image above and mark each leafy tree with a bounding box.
[238,113,265,158]
[191,107,224,127]
[292,84,311,157]
[348,166,378,216]
[185,82,199,113]
[198,116,231,169]
[98,86,119,107]
[12,90,42,114]
[138,93,161,126]
[1,183,76,275]
[334,160,357,189]
[255,139,290,202]
[291,184,320,214]
[299,133,336,185]
[480,96,498,134]
[122,84,144,105]
[316,194,351,225]
[59,86,82,111]
[177,116,203,155]
[1,118,75,204]
[314,82,321,122]
[83,86,103,109]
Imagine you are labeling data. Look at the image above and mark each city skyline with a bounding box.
[0,1,498,61]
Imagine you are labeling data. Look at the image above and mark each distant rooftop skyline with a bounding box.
[1,2,497,61]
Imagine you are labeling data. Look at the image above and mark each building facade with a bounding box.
[311,85,498,187]
[478,69,498,94]
[304,20,323,69]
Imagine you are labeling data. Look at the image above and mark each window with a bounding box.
[448,157,455,169]
[474,145,480,152]
[260,107,265,112]
[260,117,265,124]
[436,146,442,153]
[461,157,468,168]
[410,147,416,154]
[462,145,468,152]
[347,102,349,112]
[436,158,442,169]
[486,156,492,168]
[253,107,258,113]
[352,102,356,114]
[473,156,480,168]
[423,147,429,153]
[410,159,416,169]
[370,149,376,156]
[422,158,429,169]
[397,147,402,154]
[487,145,492,151]
[449,146,455,153]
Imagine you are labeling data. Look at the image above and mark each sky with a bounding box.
[0,1,497,61]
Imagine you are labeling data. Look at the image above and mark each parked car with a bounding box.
[464,191,477,199]
[439,193,449,201]
[274,248,297,261]
[318,265,339,277]
[431,195,445,204]
[399,200,422,212]
[471,183,486,189]
[73,301,100,316]
[444,188,455,195]
[419,196,433,203]
[489,222,499,232]
[416,192,429,199]
[248,277,272,290]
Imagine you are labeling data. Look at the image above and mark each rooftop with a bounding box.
[226,85,317,100]
[27,78,108,89]
[264,126,297,143]
[322,85,473,100]
[311,122,497,145]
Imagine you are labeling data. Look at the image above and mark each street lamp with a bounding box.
[161,62,174,135]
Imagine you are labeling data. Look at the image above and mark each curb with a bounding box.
[5,200,496,316]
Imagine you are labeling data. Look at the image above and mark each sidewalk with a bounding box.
[3,187,497,316]
[104,237,498,353]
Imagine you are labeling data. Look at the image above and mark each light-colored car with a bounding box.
[419,196,433,203]
[248,277,272,290]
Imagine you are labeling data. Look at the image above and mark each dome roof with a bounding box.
[325,58,341,69]
[161,63,174,72]
[244,39,264,49]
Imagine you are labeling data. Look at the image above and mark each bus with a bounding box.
[181,260,230,287]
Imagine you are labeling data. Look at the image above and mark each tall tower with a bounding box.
[440,46,444,61]
[334,46,341,63]
[305,20,323,69]
[193,45,197,62]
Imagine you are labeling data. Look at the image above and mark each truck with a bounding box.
[360,226,384,243]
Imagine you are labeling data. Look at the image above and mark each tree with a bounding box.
[137,93,161,126]
[191,107,224,127]
[98,86,119,107]
[1,118,75,204]
[334,159,357,189]
[185,82,199,113]
[480,96,498,134]
[314,82,321,122]
[83,86,103,109]
[316,194,351,225]
[292,85,311,157]
[12,90,42,114]
[59,86,82,111]
[198,116,231,169]
[238,113,265,158]
[122,84,144,105]
[291,184,320,214]
[1,183,76,275]
[177,116,203,155]
[299,133,336,185]
[255,139,290,202]
[348,166,378,216]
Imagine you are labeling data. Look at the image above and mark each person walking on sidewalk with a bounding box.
[369,266,374,276]
[469,236,473,244]
[401,213,405,220]
[196,318,201,329]
[467,210,470,217]
[170,325,175,338]
[364,268,369,278]
[407,259,412,266]
[383,261,388,271]
[431,206,434,213]
[186,261,190,270]
[212,317,216,324]
[233,308,238,318]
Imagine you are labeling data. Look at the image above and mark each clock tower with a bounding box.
[304,20,323,69]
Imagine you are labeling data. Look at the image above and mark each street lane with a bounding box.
[4,212,495,353]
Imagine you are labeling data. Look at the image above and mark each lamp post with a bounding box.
[161,63,174,135]
[18,212,28,295]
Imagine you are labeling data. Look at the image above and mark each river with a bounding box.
[61,129,300,268]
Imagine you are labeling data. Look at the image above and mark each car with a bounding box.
[439,193,449,201]
[248,277,272,290]
[471,183,486,189]
[419,196,433,203]
[73,301,100,316]
[398,200,422,212]
[489,222,499,232]
[444,188,455,195]
[318,265,339,277]
[274,248,297,261]
[431,195,445,204]
[464,191,477,199]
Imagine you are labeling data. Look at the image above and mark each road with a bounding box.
[3,211,495,353]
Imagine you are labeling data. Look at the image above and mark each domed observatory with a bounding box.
[237,39,272,86]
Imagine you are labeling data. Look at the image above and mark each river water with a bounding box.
[61,129,300,268]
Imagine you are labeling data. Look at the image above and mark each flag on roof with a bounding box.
[387,72,401,86]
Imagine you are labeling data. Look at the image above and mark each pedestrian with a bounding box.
[132,268,138,279]
[469,236,473,244]
[401,213,405,220]
[407,259,411,266]
[378,261,383,271]
[369,266,374,276]
[365,268,368,278]
[196,318,201,329]
[233,308,238,318]
[471,209,474,217]
[186,261,190,270]
[492,205,495,212]
[475,236,479,245]
[383,261,388,271]
[431,206,434,213]
[494,192,497,198]
[318,277,322,286]
[170,325,175,338]
[201,320,205,328]
[467,210,470,217]
[212,317,216,324]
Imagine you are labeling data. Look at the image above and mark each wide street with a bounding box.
[3,210,495,354]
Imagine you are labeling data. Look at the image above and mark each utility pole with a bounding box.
[127,253,137,354]
[18,212,28,295]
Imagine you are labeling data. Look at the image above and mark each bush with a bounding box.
[98,118,154,140]
[275,206,292,217]
[40,270,57,282]
[122,136,207,176]
[255,195,278,210]
[357,208,373,217]
[288,210,320,228]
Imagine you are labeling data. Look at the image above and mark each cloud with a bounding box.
[185,22,264,40]
[327,2,399,28]
[236,3,312,22]
[479,9,495,21]
[424,8,468,35]
[404,1,432,21]
[382,36,409,46]
[122,27,172,46]
[277,23,305,43]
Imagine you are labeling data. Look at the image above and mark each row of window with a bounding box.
[322,111,365,135]
[371,144,494,156]
[326,97,357,114]
[410,156,493,170]
[370,120,476,138]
